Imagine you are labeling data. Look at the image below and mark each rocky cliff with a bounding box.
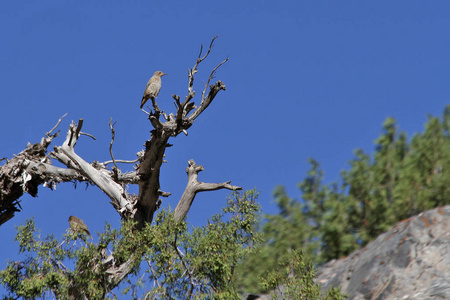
[316,205,450,299]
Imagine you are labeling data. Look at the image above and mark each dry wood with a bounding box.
[174,159,241,222]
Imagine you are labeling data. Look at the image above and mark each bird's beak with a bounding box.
[162,73,167,76]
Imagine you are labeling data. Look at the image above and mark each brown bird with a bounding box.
[140,71,167,109]
[68,215,92,239]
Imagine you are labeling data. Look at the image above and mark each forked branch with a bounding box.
[173,159,242,222]
[51,120,134,215]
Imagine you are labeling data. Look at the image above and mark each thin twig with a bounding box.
[56,260,70,272]
[79,132,96,140]
[187,35,219,96]
[57,239,66,248]
[108,118,119,172]
[202,56,229,101]
[109,291,118,300]
[103,158,140,166]
[145,255,161,289]
[198,35,218,63]
[172,94,181,109]
[47,113,68,136]
[173,237,195,299]
[197,44,204,61]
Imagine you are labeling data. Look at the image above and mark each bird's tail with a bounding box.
[140,97,147,109]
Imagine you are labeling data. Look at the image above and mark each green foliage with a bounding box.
[298,159,359,262]
[233,186,315,293]
[0,190,261,299]
[314,106,450,253]
[262,250,346,300]
[139,190,261,299]
[236,105,450,294]
[0,218,121,300]
[341,108,450,245]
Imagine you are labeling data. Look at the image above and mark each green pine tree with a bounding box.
[236,105,450,295]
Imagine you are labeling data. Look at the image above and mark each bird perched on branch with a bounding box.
[140,71,167,109]
[68,215,92,239]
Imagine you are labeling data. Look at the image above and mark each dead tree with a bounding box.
[0,37,240,292]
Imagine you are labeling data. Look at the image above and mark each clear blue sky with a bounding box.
[0,0,449,294]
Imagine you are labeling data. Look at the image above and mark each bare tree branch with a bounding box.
[145,255,161,289]
[26,161,87,184]
[51,120,134,216]
[201,56,229,102]
[108,118,119,172]
[103,158,140,166]
[79,132,96,140]
[186,36,218,97]
[47,113,68,136]
[174,240,195,299]
[173,159,242,222]
[0,115,74,225]
[188,80,226,122]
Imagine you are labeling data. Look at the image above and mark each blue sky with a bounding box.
[1,0,449,295]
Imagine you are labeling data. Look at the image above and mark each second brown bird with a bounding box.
[68,215,92,239]
[140,71,167,109]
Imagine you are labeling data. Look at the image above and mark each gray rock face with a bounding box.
[316,205,450,299]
